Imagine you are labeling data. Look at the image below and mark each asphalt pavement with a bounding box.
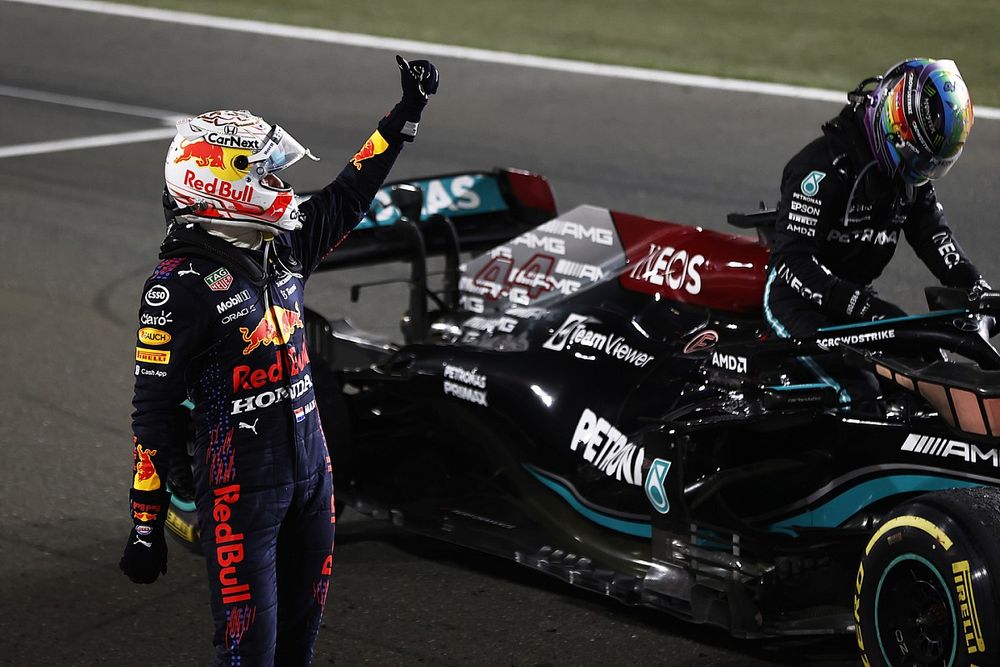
[2,2,998,665]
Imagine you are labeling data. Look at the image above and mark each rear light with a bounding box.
[503,168,557,216]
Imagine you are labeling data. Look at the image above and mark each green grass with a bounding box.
[119,0,1000,106]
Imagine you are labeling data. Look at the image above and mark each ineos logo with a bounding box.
[144,285,170,307]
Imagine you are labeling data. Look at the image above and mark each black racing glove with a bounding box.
[378,55,440,142]
[855,288,906,321]
[119,488,169,584]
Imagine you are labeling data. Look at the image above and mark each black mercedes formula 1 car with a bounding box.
[166,168,1000,667]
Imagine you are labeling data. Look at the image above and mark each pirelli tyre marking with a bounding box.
[855,510,993,667]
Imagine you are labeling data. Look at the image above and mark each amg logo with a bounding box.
[537,219,615,246]
[555,258,604,281]
[901,434,1000,468]
[511,233,566,255]
[815,329,895,350]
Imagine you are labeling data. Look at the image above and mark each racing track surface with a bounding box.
[2,3,999,664]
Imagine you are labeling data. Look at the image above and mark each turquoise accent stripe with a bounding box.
[356,174,508,230]
[763,269,790,337]
[769,474,983,535]
[764,269,850,404]
[167,484,197,513]
[875,554,958,667]
[816,309,967,332]
[524,466,652,538]
[181,399,195,411]
[767,383,832,391]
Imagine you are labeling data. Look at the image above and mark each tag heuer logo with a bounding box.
[205,268,233,292]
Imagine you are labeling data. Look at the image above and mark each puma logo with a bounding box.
[133,538,153,548]
[239,419,258,435]
[178,263,200,277]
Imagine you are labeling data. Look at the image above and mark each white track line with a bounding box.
[6,0,999,120]
[0,84,185,122]
[0,127,177,158]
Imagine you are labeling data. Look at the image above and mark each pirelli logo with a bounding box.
[136,347,170,364]
[952,559,986,654]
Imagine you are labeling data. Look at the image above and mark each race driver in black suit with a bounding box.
[119,56,439,665]
[764,58,988,406]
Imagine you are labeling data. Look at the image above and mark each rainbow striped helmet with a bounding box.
[863,58,973,186]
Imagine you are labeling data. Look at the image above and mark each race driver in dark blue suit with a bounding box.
[119,56,439,665]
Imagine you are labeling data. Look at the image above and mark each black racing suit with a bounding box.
[765,105,983,405]
[130,128,404,664]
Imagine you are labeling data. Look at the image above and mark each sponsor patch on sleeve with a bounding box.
[137,327,172,346]
[351,131,389,170]
[136,347,170,364]
[800,170,826,197]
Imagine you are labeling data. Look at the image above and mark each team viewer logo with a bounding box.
[205,267,234,292]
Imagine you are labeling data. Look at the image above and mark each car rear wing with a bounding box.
[308,168,557,271]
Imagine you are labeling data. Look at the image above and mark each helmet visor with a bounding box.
[896,139,962,183]
[247,125,318,173]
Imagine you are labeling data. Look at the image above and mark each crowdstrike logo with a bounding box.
[815,329,895,351]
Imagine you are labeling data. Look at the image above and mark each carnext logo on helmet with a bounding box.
[800,171,826,197]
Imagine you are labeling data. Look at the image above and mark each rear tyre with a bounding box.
[855,487,1000,666]
[165,452,201,553]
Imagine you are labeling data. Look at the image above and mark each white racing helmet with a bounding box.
[164,109,318,233]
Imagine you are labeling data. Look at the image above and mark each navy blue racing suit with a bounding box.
[130,129,404,664]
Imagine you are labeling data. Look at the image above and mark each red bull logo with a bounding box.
[239,304,303,355]
[183,171,255,203]
[133,443,162,491]
[174,139,226,168]
[232,345,310,392]
[351,130,389,170]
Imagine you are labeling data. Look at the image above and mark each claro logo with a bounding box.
[627,243,704,294]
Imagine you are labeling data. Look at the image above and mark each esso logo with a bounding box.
[145,285,170,307]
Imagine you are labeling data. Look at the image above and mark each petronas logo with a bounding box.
[801,170,826,197]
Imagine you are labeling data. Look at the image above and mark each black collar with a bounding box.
[160,224,302,287]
